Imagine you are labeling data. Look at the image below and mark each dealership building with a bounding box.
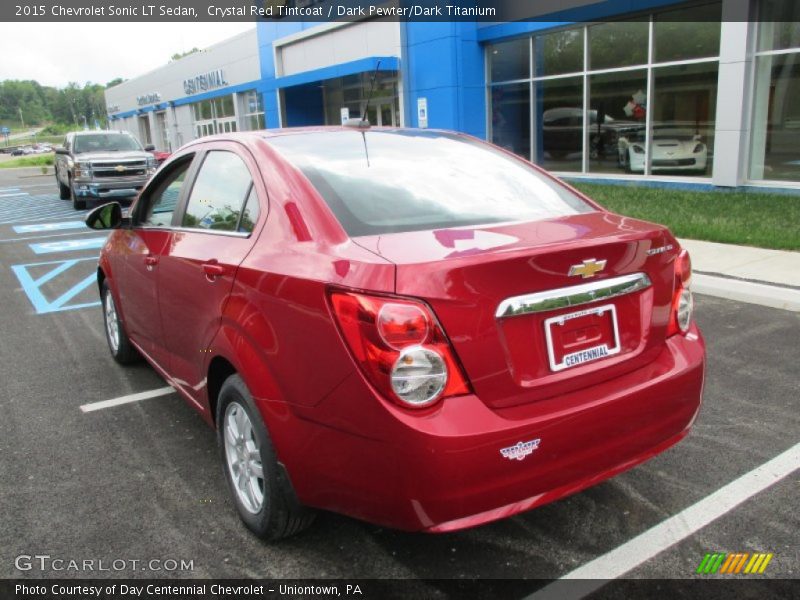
[105,0,800,189]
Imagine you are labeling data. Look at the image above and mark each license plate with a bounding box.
[544,304,620,372]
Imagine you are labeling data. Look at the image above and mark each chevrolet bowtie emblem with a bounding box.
[568,259,607,278]
[115,165,126,172]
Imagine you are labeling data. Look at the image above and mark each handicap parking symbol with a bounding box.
[11,257,100,314]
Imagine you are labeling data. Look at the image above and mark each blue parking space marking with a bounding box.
[29,236,107,254]
[0,193,86,225]
[11,257,100,314]
[14,221,87,233]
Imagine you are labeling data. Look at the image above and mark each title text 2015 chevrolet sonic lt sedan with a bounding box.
[86,128,705,540]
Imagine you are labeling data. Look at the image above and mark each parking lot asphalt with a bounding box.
[0,169,797,594]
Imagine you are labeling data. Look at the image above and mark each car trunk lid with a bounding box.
[354,212,680,409]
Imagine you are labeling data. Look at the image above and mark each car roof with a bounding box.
[174,127,479,161]
[72,130,133,136]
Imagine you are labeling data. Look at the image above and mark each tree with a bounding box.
[170,47,200,62]
[0,78,120,129]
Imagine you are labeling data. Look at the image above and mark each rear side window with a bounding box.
[268,130,593,237]
[183,151,253,232]
[238,187,260,233]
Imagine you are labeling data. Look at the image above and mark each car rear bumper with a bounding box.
[273,325,705,532]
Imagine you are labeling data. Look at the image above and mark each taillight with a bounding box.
[667,249,693,336]
[329,290,470,409]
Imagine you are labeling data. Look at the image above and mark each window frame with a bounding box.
[133,153,197,230]
[486,2,722,180]
[744,4,800,185]
[171,144,265,238]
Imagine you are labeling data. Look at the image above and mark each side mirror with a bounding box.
[144,144,155,152]
[55,147,69,155]
[85,202,123,230]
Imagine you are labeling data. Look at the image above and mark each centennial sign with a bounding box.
[183,70,228,96]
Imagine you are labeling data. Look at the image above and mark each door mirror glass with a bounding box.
[85,202,123,230]
[55,147,69,155]
[144,144,155,152]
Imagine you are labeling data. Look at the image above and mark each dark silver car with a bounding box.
[55,131,157,210]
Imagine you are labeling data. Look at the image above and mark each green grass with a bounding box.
[0,154,54,169]
[31,135,64,145]
[572,183,800,251]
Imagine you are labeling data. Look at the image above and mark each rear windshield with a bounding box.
[268,130,593,237]
[73,134,142,153]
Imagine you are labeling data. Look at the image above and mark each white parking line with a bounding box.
[527,442,800,599]
[80,386,174,413]
[0,231,97,243]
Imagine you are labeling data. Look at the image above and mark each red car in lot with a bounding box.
[87,127,705,540]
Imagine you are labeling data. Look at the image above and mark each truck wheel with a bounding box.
[217,374,316,540]
[71,183,86,210]
[57,169,70,200]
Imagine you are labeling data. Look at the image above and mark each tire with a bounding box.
[217,374,315,540]
[57,169,70,200]
[70,181,86,210]
[625,149,634,174]
[101,280,138,365]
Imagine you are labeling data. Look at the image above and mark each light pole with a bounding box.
[18,107,25,131]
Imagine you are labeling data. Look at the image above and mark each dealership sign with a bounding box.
[136,93,161,106]
[183,70,228,95]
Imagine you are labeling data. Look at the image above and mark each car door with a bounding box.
[113,154,196,369]
[156,143,264,403]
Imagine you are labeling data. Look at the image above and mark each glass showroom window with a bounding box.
[535,77,583,172]
[320,71,400,127]
[192,94,237,138]
[487,2,721,178]
[749,0,800,182]
[588,69,648,174]
[533,29,584,172]
[242,90,265,131]
[491,82,530,158]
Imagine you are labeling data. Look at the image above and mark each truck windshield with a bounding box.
[268,130,594,237]
[73,134,143,153]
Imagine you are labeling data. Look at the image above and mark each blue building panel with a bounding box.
[283,83,325,127]
[274,57,400,89]
[403,22,486,138]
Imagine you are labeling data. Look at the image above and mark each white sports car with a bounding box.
[620,130,708,174]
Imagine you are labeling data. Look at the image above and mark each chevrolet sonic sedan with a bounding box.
[87,127,705,540]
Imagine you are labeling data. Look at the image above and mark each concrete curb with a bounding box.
[693,273,800,312]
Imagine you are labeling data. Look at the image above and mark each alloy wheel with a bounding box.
[223,402,265,514]
[104,291,120,354]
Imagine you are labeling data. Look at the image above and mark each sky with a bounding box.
[0,23,256,88]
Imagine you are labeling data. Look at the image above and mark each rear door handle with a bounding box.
[202,263,226,278]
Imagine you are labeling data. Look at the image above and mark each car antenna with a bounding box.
[344,60,382,129]
[349,59,382,166]
[361,59,381,127]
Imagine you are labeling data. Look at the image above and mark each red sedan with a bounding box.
[86,127,705,540]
